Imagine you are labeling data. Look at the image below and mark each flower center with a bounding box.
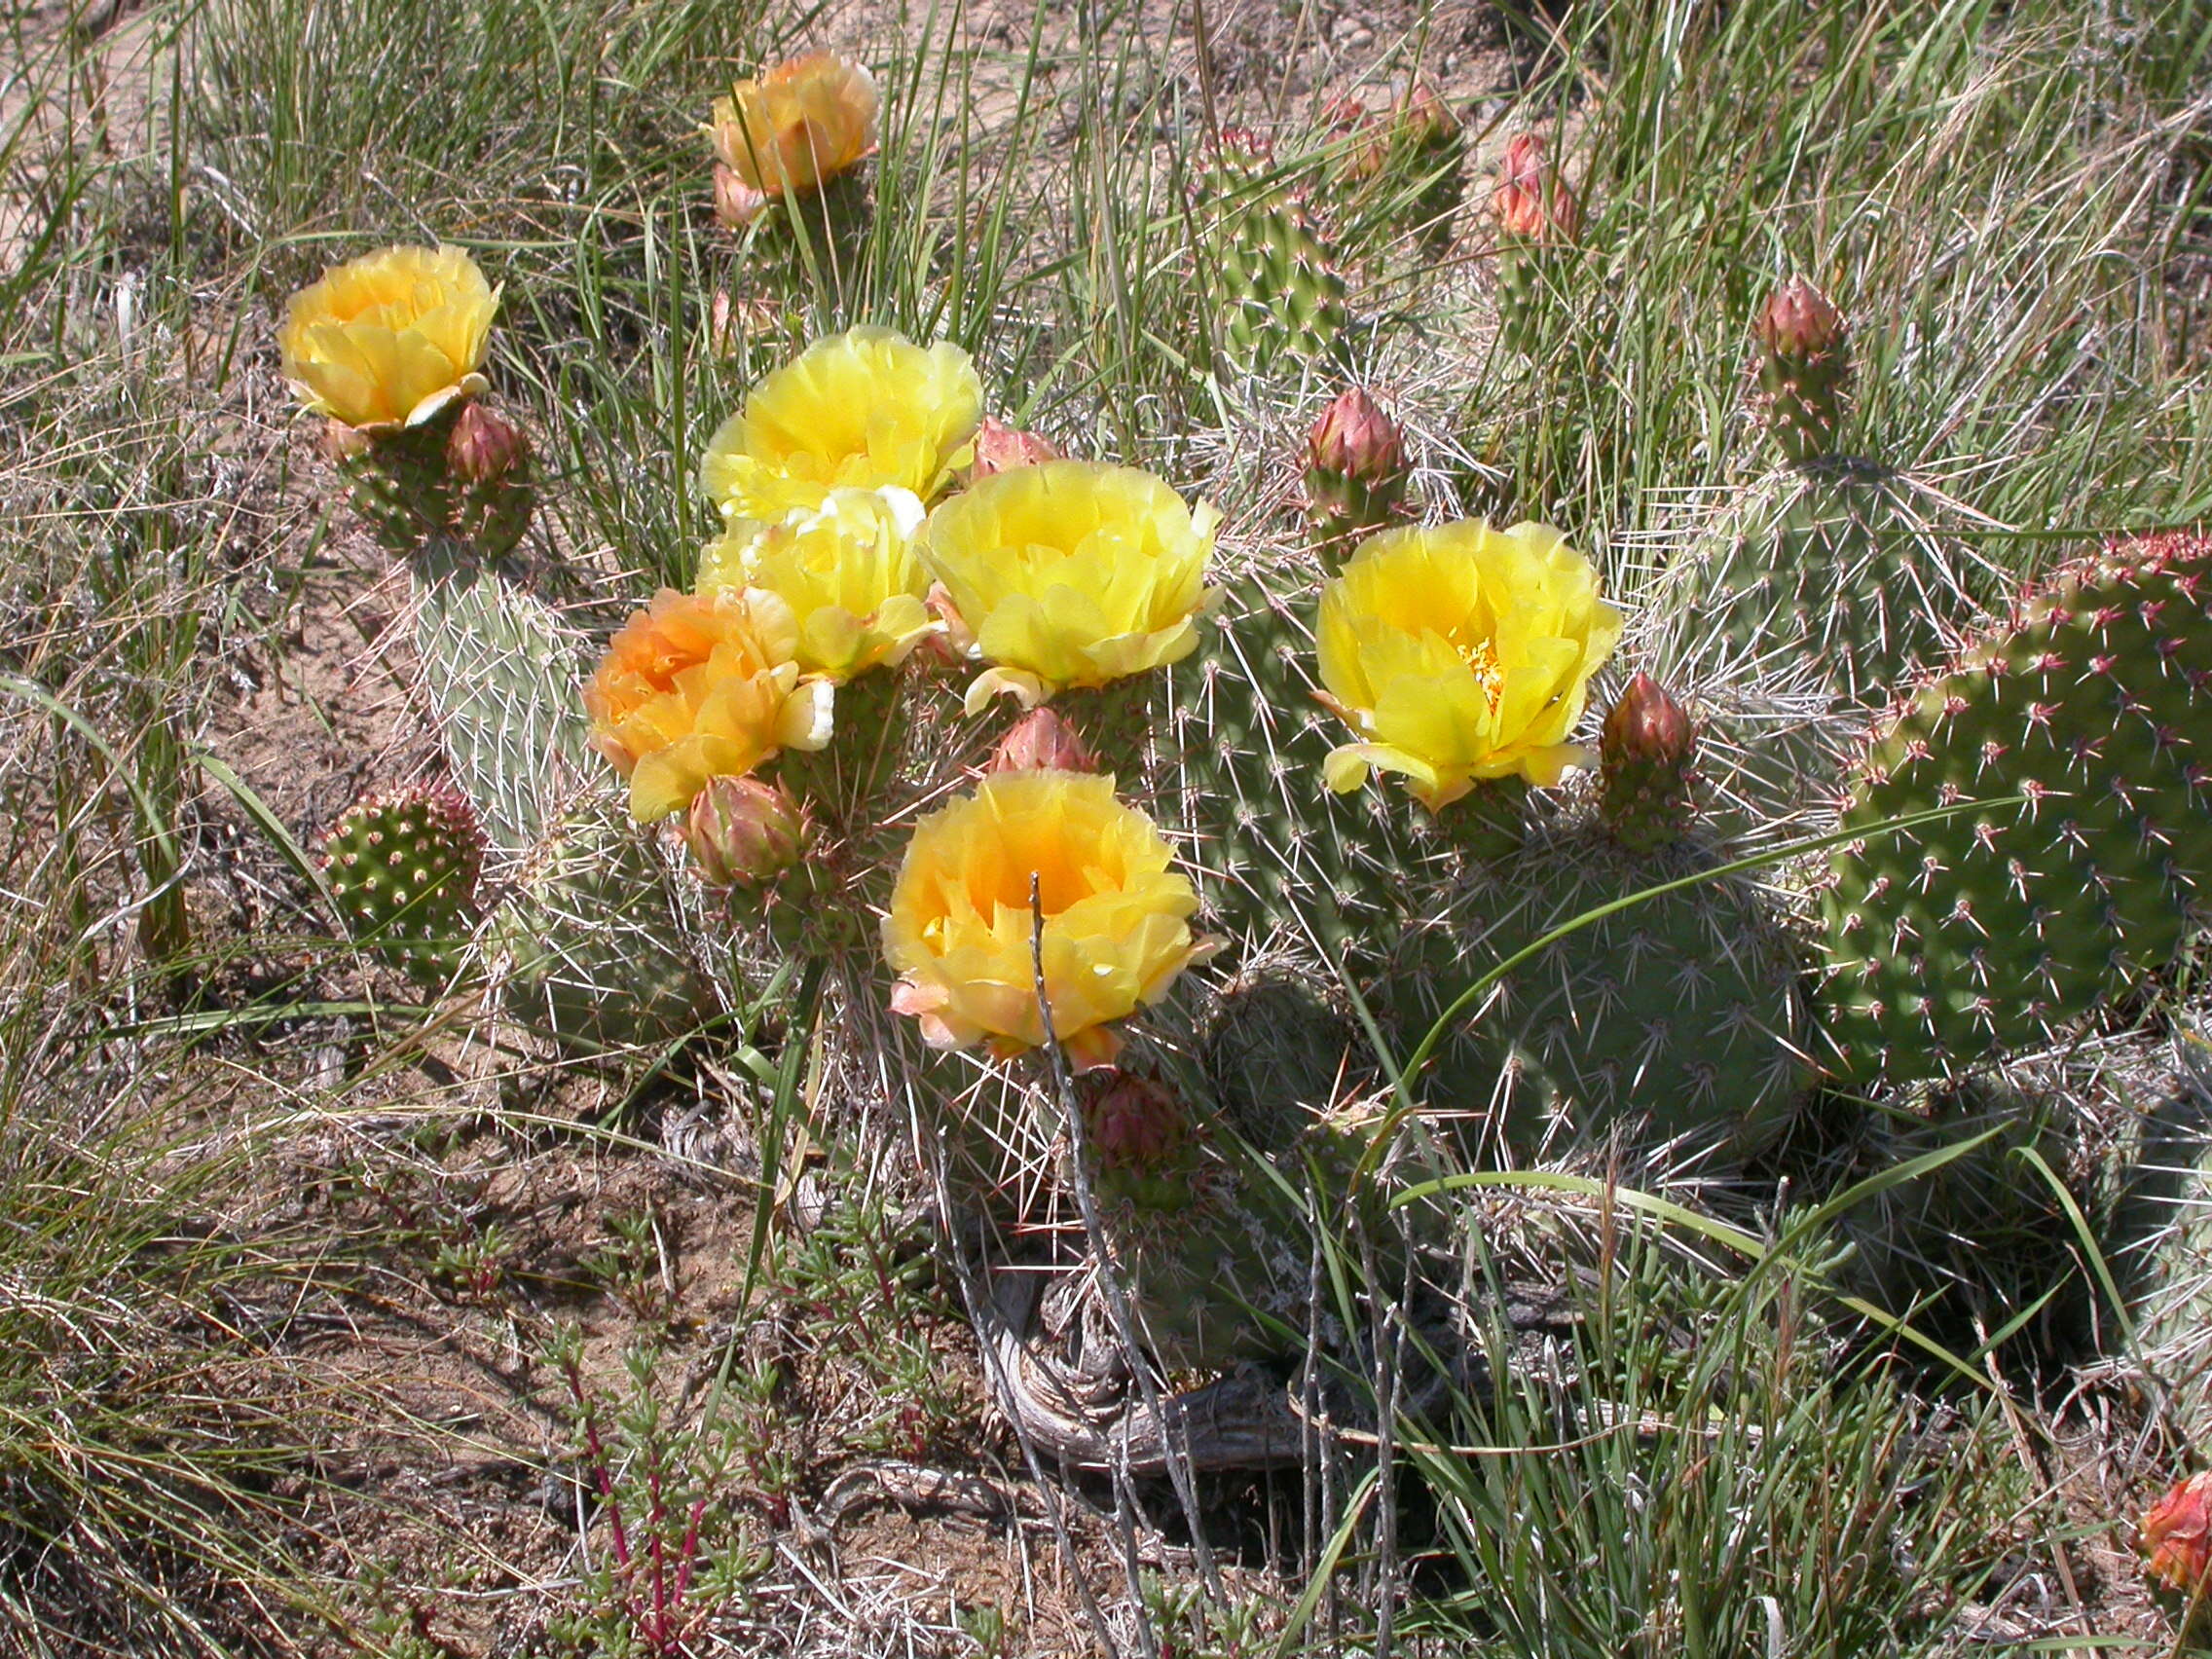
[1456,637,1503,712]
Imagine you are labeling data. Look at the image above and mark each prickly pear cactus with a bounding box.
[1598,673,1698,855]
[408,539,714,1051]
[1389,815,1810,1160]
[410,538,590,857]
[1192,129,1352,373]
[495,795,719,1052]
[1160,570,1425,964]
[320,783,485,976]
[1076,1071,1405,1376]
[334,403,534,560]
[1819,531,2212,1085]
[1652,461,2004,709]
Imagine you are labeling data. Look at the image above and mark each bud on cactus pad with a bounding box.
[320,783,486,973]
[683,775,808,889]
[1600,674,1697,852]
[1752,277,1851,464]
[1078,1068,1189,1180]
[1491,132,1581,358]
[1304,387,1408,551]
[963,416,1060,483]
[987,707,1095,775]
[1819,531,2212,1085]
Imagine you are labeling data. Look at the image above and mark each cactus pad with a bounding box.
[1820,531,2212,1084]
[1192,130,1352,373]
[1389,819,1810,1160]
[321,783,485,974]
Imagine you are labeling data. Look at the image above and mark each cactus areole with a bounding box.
[1821,531,2212,1083]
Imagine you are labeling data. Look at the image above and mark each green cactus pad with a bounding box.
[1819,531,2212,1084]
[1656,462,2007,708]
[321,783,485,975]
[1192,130,1353,373]
[1388,820,1811,1160]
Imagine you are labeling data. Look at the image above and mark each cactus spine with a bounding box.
[1819,531,2212,1085]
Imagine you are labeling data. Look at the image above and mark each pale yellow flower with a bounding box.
[883,771,1210,1069]
[1316,520,1622,809]
[920,460,1220,716]
[584,587,833,822]
[699,326,983,523]
[711,54,879,198]
[696,488,936,681]
[279,245,498,430]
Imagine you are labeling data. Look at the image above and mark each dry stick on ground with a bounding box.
[1026,874,1230,1634]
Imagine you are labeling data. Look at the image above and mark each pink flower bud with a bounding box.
[445,402,530,486]
[965,416,1060,482]
[986,707,1095,775]
[2143,1471,2212,1597]
[1493,133,1580,243]
[1079,1069,1187,1170]
[712,162,771,231]
[1602,673,1694,770]
[1396,80,1458,149]
[1753,277,1847,362]
[1307,387,1405,484]
[683,776,808,888]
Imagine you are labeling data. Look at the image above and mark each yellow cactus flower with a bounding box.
[699,326,983,524]
[920,460,1221,716]
[1316,520,1622,810]
[711,53,879,199]
[279,245,498,430]
[696,487,937,681]
[883,770,1211,1069]
[584,588,833,822]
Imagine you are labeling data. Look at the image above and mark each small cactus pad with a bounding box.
[321,784,486,969]
[1820,531,2212,1084]
[1193,129,1352,372]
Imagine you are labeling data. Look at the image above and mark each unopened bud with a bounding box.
[445,401,530,486]
[965,416,1060,482]
[2142,1470,2212,1599]
[1753,276,1846,362]
[1079,1069,1187,1170]
[684,776,808,888]
[1600,674,1698,853]
[712,162,771,231]
[1752,276,1851,463]
[1396,80,1458,150]
[1304,387,1408,550]
[987,707,1095,775]
[1493,132,1580,244]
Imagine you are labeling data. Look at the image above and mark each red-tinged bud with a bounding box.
[445,401,530,486]
[1600,674,1699,853]
[1752,276,1852,463]
[1493,133,1579,244]
[1304,387,1408,552]
[1397,79,1458,149]
[987,707,1095,775]
[1753,276,1847,362]
[2142,1471,2212,1599]
[965,416,1060,482]
[684,776,808,889]
[713,162,771,231]
[1078,1069,1188,1170]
